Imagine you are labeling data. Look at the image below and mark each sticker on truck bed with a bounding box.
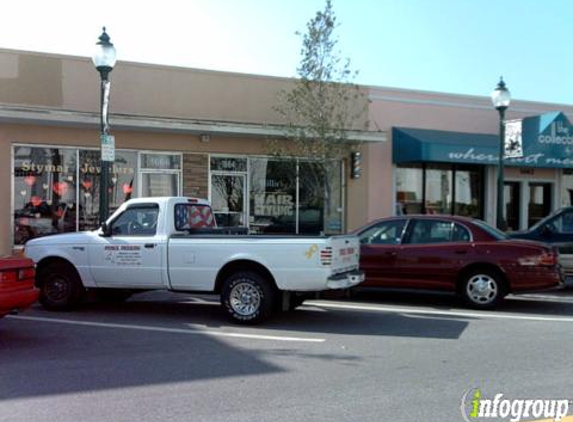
[104,245,142,266]
[305,244,319,259]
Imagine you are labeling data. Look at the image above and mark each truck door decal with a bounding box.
[104,245,142,266]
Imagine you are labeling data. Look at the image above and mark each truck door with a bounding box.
[88,203,165,288]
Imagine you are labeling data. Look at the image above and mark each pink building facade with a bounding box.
[2,48,573,254]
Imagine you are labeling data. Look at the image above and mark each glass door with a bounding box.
[504,182,521,231]
[528,183,552,228]
[211,174,247,227]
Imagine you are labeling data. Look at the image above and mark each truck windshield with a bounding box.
[174,204,216,230]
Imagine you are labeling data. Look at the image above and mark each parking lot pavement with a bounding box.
[2,289,573,422]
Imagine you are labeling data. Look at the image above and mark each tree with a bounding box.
[269,0,369,166]
[267,0,370,233]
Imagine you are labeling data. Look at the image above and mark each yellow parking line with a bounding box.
[527,416,573,422]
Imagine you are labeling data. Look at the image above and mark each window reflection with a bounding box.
[425,166,453,214]
[249,159,296,234]
[396,166,423,215]
[14,147,77,245]
[396,164,483,218]
[14,147,139,244]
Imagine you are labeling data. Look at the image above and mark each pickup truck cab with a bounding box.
[24,197,364,323]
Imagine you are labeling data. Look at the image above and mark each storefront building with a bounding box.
[1,48,384,255]
[2,48,573,255]
[392,111,573,231]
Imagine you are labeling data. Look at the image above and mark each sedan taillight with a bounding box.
[0,267,34,283]
[0,270,17,283]
[539,252,557,266]
[518,252,557,266]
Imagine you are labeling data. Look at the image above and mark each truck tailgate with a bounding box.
[326,235,361,274]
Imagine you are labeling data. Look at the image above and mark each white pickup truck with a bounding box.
[24,197,364,323]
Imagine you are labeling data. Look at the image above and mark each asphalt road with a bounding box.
[1,289,573,422]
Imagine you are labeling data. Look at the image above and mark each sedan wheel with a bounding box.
[461,270,504,309]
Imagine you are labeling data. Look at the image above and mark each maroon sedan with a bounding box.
[356,215,563,309]
[0,255,38,318]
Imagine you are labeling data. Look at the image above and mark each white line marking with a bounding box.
[6,315,325,343]
[306,301,573,323]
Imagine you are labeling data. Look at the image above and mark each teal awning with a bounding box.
[393,112,573,168]
[393,128,498,165]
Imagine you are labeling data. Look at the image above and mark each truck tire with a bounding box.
[37,262,85,311]
[221,271,275,324]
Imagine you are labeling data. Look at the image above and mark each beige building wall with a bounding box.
[2,48,573,253]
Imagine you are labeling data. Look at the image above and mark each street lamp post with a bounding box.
[491,77,511,230]
[92,27,117,225]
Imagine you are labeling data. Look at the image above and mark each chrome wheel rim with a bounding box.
[229,282,261,316]
[466,274,498,305]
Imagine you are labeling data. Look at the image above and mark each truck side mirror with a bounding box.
[100,222,112,237]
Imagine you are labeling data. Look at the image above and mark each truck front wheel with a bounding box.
[221,272,275,324]
[37,262,84,311]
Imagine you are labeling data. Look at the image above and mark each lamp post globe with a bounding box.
[93,27,117,225]
[92,27,116,80]
[491,77,511,230]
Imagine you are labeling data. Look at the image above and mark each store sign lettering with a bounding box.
[253,193,293,216]
[448,148,545,165]
[21,162,71,174]
[538,121,573,145]
[20,161,134,175]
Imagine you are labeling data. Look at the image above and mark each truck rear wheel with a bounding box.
[37,262,84,311]
[221,271,275,324]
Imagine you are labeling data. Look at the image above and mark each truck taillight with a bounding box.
[320,247,333,266]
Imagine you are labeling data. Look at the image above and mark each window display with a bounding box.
[13,146,176,246]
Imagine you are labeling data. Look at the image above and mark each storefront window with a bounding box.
[426,166,453,214]
[78,150,137,230]
[396,166,423,214]
[528,183,552,228]
[211,174,246,226]
[249,158,296,234]
[139,153,181,197]
[561,169,573,207]
[13,146,177,246]
[396,164,483,218]
[211,157,247,172]
[14,147,77,245]
[454,167,482,218]
[323,161,343,235]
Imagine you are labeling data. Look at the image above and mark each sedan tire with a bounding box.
[460,269,505,310]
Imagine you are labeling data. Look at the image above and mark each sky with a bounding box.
[0,0,571,105]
